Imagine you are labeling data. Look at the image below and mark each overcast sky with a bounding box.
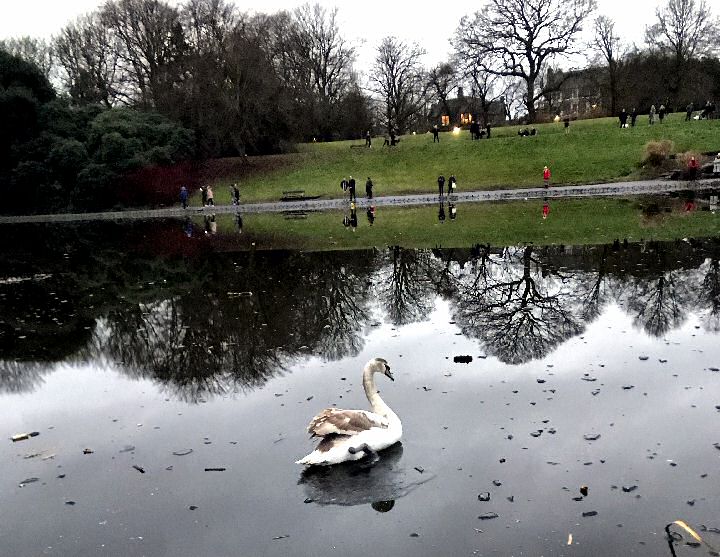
[1,0,662,74]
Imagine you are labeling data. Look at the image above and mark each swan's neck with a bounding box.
[363,368,396,420]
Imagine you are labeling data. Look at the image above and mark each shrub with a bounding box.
[643,140,674,166]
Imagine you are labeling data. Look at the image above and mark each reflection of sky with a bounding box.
[2,299,720,556]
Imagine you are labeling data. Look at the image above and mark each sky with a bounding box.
[1,0,662,75]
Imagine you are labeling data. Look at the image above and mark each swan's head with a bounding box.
[367,357,394,381]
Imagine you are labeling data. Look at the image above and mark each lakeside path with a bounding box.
[2,177,719,224]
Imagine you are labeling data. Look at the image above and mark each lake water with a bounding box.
[2,221,720,556]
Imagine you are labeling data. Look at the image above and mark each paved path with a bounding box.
[1,178,719,224]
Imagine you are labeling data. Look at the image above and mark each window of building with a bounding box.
[441,115,450,126]
[460,113,472,125]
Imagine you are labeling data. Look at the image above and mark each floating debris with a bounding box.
[19,477,39,487]
[580,486,589,496]
[65,501,76,506]
[453,356,473,364]
[622,485,638,493]
[172,449,193,456]
[132,465,146,474]
[414,466,425,474]
[119,445,135,453]
[409,533,419,538]
[582,511,598,517]
[188,505,198,510]
[638,356,649,361]
[204,467,226,472]
[82,448,94,454]
[11,432,39,442]
[492,480,502,487]
[478,492,491,502]
[478,512,499,520]
[622,385,634,390]
[583,434,601,441]
[272,535,289,540]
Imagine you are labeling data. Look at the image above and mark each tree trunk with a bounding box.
[525,77,536,123]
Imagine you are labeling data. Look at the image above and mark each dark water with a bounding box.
[2,222,720,556]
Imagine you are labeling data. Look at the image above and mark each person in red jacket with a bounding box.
[542,201,550,219]
[543,166,551,188]
[687,156,699,181]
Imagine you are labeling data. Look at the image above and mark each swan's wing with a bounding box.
[307,408,389,437]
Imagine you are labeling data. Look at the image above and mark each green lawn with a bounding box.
[205,113,720,205]
[206,197,720,251]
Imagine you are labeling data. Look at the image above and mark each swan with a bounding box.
[296,358,402,466]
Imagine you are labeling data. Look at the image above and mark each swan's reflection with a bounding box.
[298,443,433,511]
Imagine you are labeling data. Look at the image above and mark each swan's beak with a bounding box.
[385,367,394,381]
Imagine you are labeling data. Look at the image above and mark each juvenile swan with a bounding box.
[296,358,402,466]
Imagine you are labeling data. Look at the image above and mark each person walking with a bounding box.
[686,102,694,121]
[230,183,240,205]
[365,130,372,147]
[348,176,356,201]
[649,104,656,125]
[687,156,699,181]
[180,185,188,209]
[563,115,570,133]
[448,175,457,194]
[200,185,208,206]
[340,177,348,193]
[631,108,638,127]
[619,108,628,128]
[543,166,551,188]
[206,185,214,206]
[365,177,374,199]
[658,104,666,123]
[432,125,439,143]
[437,175,446,197]
[486,123,491,139]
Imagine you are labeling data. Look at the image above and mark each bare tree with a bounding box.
[645,0,719,105]
[54,14,123,106]
[182,0,237,56]
[591,15,624,116]
[369,36,426,134]
[457,0,596,123]
[101,0,187,109]
[0,36,54,80]
[426,62,457,126]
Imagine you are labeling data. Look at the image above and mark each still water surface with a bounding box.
[1,222,720,556]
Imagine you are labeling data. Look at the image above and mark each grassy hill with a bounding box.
[204,113,720,204]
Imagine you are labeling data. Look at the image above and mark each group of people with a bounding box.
[469,121,491,140]
[518,127,538,137]
[340,176,374,200]
[179,183,241,208]
[437,175,458,197]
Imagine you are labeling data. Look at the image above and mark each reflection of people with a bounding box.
[367,206,375,225]
[235,212,243,233]
[542,201,550,219]
[349,207,358,230]
[449,203,457,220]
[180,185,188,209]
[438,202,446,222]
[183,218,193,237]
[437,175,445,197]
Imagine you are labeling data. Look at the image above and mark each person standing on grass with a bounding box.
[687,156,699,181]
[686,102,694,121]
[230,183,240,205]
[619,109,628,128]
[563,115,570,133]
[432,125,439,143]
[366,177,374,199]
[437,175,446,197]
[206,185,214,206]
[365,130,372,147]
[713,153,720,174]
[631,108,638,127]
[200,185,208,206]
[543,166,551,188]
[658,104,666,123]
[180,185,188,209]
[649,104,656,125]
[448,175,457,194]
[340,177,348,192]
[348,176,356,201]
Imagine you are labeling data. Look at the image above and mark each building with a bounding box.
[537,68,605,118]
[430,87,506,128]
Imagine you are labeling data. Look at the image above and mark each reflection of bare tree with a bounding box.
[453,246,583,364]
[698,258,720,332]
[375,247,440,326]
[0,361,53,394]
[625,274,686,336]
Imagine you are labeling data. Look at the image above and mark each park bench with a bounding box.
[283,210,309,219]
[281,189,306,201]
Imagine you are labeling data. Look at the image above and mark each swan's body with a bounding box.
[296,358,402,466]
